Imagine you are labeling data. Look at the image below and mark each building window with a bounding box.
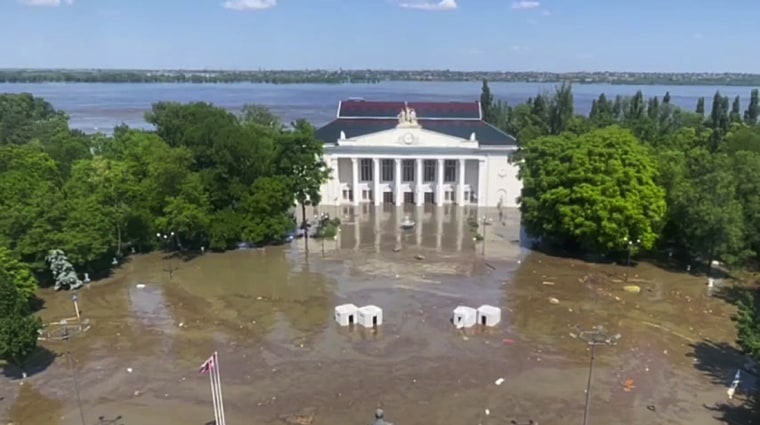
[445,191,453,201]
[360,159,373,181]
[463,191,470,203]
[342,189,353,202]
[423,160,436,182]
[362,190,372,201]
[402,159,415,182]
[381,159,394,182]
[444,160,457,183]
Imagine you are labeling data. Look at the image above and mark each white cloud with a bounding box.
[511,1,540,10]
[399,0,457,11]
[541,9,551,16]
[222,0,277,10]
[19,0,72,7]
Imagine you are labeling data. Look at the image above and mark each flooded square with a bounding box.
[1,206,750,425]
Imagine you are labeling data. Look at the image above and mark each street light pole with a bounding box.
[156,231,176,279]
[623,237,641,282]
[62,321,87,425]
[575,326,621,425]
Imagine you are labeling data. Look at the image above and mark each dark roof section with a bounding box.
[315,119,517,146]
[338,100,481,120]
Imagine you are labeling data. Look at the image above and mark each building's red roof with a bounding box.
[338,100,481,120]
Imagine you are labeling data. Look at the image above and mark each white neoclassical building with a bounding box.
[315,99,521,208]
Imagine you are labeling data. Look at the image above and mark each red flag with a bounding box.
[199,354,215,375]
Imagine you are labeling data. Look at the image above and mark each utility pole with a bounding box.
[62,321,87,425]
[575,326,621,425]
[623,236,640,282]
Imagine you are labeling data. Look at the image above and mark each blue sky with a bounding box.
[0,0,758,72]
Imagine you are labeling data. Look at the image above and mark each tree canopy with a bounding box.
[0,95,329,297]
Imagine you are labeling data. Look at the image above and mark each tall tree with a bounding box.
[519,126,666,253]
[730,95,743,124]
[480,80,496,123]
[548,82,574,135]
[696,97,705,115]
[275,120,330,250]
[745,88,759,125]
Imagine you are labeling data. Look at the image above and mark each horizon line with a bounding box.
[1,68,759,76]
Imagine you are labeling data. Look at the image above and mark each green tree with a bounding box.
[240,104,282,129]
[480,79,496,123]
[0,272,42,368]
[0,247,38,308]
[674,151,747,268]
[733,289,760,361]
[730,96,743,124]
[0,146,65,271]
[745,88,759,125]
[275,120,329,237]
[547,82,573,135]
[696,97,705,115]
[519,126,666,253]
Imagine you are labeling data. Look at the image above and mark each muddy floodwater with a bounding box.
[0,206,750,425]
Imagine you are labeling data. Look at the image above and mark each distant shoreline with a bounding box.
[1,69,759,87]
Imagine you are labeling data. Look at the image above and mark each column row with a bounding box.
[347,157,474,206]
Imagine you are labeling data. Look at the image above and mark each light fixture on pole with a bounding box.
[156,231,176,278]
[575,325,621,425]
[62,320,87,425]
[623,236,641,282]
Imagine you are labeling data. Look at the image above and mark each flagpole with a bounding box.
[214,351,227,425]
[209,360,221,425]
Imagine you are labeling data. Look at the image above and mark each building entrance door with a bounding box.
[424,192,435,204]
[403,192,415,204]
[383,191,394,204]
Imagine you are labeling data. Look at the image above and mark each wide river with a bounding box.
[0,81,756,133]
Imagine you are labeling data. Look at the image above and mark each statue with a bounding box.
[46,249,84,291]
[397,108,408,124]
[408,107,417,124]
[397,104,419,127]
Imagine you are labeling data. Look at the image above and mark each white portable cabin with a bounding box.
[357,305,383,328]
[452,306,477,329]
[477,305,502,327]
[334,303,358,327]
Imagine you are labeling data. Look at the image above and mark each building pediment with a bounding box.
[337,128,479,149]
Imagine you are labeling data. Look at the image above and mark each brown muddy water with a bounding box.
[0,206,751,425]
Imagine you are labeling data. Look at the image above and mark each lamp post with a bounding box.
[156,231,176,279]
[575,325,621,425]
[62,320,87,425]
[623,237,641,282]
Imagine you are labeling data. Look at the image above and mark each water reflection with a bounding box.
[128,283,174,336]
[333,205,489,253]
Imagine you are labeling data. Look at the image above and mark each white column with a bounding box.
[394,158,402,205]
[457,159,466,205]
[415,158,424,206]
[477,159,487,207]
[351,158,359,206]
[372,158,381,206]
[330,158,340,206]
[435,159,445,206]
